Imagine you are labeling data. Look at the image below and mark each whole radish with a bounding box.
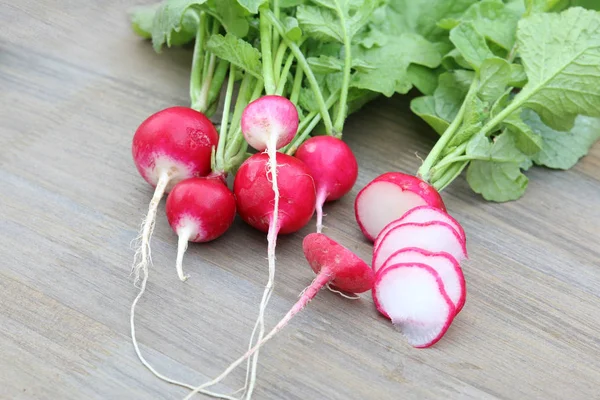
[355,172,446,241]
[130,106,232,398]
[295,136,358,233]
[184,233,374,399]
[237,95,304,397]
[166,177,236,281]
[131,106,218,285]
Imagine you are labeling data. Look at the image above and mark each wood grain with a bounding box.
[1,1,599,399]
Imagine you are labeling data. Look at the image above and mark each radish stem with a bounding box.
[260,5,276,95]
[190,12,207,111]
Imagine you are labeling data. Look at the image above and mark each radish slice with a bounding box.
[373,263,455,348]
[373,221,467,271]
[355,173,446,242]
[375,206,466,252]
[379,248,466,313]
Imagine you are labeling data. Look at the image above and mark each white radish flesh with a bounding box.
[379,248,466,313]
[373,221,467,271]
[375,205,466,252]
[373,263,455,348]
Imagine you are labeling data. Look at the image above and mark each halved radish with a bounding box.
[379,248,466,313]
[355,172,446,242]
[373,221,467,271]
[373,263,455,348]
[375,206,466,252]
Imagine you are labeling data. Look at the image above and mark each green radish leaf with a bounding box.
[308,55,343,73]
[441,48,471,70]
[477,57,511,103]
[513,8,600,131]
[433,70,474,121]
[524,0,569,14]
[283,16,302,41]
[449,22,495,70]
[467,159,528,201]
[407,64,440,96]
[522,109,600,169]
[569,0,600,10]
[444,0,522,50]
[503,112,543,155]
[235,0,266,13]
[130,3,160,39]
[410,96,450,135]
[280,0,307,6]
[509,63,527,88]
[151,0,249,52]
[206,34,262,79]
[296,5,343,42]
[490,88,512,117]
[466,132,529,201]
[351,33,441,96]
[447,94,488,149]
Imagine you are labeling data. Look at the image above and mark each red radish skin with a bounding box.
[166,177,236,281]
[375,206,466,252]
[241,95,299,151]
[378,248,466,314]
[295,136,358,233]
[373,221,467,271]
[184,233,373,399]
[373,263,455,348]
[355,172,446,242]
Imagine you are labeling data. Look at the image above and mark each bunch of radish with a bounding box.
[355,172,468,348]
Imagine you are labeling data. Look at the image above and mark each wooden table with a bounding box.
[2,1,599,399]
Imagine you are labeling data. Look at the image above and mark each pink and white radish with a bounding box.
[131,106,218,284]
[373,263,455,348]
[373,221,467,271]
[378,248,466,314]
[234,99,311,397]
[295,136,358,233]
[165,177,236,281]
[184,233,374,399]
[130,107,234,398]
[375,205,466,253]
[355,172,446,241]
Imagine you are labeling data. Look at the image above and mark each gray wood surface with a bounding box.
[1,1,599,399]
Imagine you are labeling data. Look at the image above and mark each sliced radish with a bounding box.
[375,206,466,252]
[373,263,455,348]
[379,248,466,313]
[373,221,467,272]
[355,173,446,242]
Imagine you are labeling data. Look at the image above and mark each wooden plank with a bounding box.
[1,1,599,399]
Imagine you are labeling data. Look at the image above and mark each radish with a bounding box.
[165,177,236,281]
[375,205,466,253]
[295,136,358,233]
[378,248,466,314]
[373,263,455,348]
[131,106,218,285]
[355,172,446,241]
[373,221,467,272]
[233,133,312,396]
[184,233,374,399]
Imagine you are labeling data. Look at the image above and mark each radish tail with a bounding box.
[315,189,327,233]
[132,171,169,285]
[175,227,193,282]
[129,173,238,399]
[246,137,280,398]
[184,271,332,400]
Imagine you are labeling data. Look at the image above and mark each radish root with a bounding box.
[315,189,328,233]
[129,172,240,399]
[325,283,361,300]
[132,171,170,285]
[184,272,331,400]
[245,135,280,399]
[175,226,193,282]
